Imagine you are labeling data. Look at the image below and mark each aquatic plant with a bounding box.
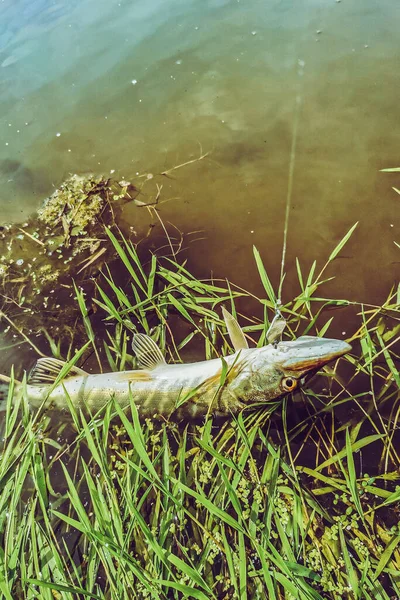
[0,225,399,600]
[0,174,143,346]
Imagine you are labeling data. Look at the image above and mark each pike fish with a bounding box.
[0,310,351,419]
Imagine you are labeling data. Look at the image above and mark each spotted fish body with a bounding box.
[18,328,351,419]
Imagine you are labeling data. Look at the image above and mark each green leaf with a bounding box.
[345,428,364,521]
[253,246,276,304]
[171,478,245,533]
[105,227,147,293]
[27,580,103,599]
[328,222,358,262]
[157,580,209,599]
[373,535,400,580]
[338,524,359,594]
[315,434,384,472]
[238,531,247,600]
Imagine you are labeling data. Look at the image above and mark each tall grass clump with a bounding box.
[0,225,399,600]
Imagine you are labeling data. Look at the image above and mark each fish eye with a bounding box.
[282,376,298,392]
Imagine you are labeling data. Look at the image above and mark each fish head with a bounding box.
[237,336,351,404]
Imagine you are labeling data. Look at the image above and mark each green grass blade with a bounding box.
[253,246,276,304]
[328,222,358,262]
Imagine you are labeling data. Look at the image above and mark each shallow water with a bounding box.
[0,0,399,312]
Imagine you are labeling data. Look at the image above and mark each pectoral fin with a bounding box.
[28,357,89,386]
[222,307,249,351]
[132,333,166,370]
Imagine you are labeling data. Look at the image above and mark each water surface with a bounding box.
[0,0,399,311]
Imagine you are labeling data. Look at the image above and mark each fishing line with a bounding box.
[277,59,305,303]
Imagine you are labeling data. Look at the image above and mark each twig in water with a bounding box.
[0,310,46,357]
[76,246,107,275]
[18,228,45,246]
[151,211,177,259]
[154,221,185,257]
[161,147,211,177]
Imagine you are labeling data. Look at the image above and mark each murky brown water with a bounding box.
[0,0,399,317]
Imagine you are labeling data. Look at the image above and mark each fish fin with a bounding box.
[266,315,287,344]
[222,307,249,351]
[116,370,153,382]
[28,357,89,386]
[132,334,166,370]
[0,373,22,384]
[198,364,242,399]
[202,371,223,390]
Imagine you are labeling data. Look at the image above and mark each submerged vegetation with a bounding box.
[0,173,143,342]
[0,217,399,599]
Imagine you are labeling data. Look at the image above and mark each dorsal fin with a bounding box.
[266,314,287,344]
[28,357,89,386]
[132,334,166,369]
[222,307,249,351]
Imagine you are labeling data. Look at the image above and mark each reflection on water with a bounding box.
[0,0,399,310]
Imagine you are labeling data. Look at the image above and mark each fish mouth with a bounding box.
[276,336,351,378]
